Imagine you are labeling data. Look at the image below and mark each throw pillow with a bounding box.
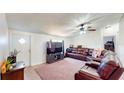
[96,49,102,57]
[92,49,98,58]
[88,49,93,56]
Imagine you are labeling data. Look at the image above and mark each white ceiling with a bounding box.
[6,13,122,37]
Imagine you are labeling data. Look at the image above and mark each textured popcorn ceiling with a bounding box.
[6,13,122,37]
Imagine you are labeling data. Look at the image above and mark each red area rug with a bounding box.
[35,58,85,80]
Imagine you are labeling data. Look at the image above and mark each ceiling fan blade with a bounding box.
[76,22,90,28]
[87,28,96,31]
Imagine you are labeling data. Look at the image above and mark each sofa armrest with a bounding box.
[92,57,102,63]
[75,71,101,80]
[109,68,124,80]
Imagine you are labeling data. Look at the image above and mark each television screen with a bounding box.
[47,41,63,54]
[55,47,62,53]
[47,48,56,54]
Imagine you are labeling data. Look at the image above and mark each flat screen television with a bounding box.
[47,42,63,54]
[55,47,62,53]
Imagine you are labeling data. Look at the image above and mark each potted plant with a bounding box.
[9,49,20,63]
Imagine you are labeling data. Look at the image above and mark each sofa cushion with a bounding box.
[80,65,100,77]
[77,48,88,55]
[71,48,77,53]
[81,51,88,56]
[86,61,100,69]
[77,48,82,54]
[66,53,87,61]
[97,60,118,79]
[72,51,77,53]
[92,57,102,62]
[72,48,77,51]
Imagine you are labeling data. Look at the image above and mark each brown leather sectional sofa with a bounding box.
[66,47,124,80]
[66,47,105,62]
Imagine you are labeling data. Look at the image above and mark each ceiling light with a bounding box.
[105,25,111,29]
[0,37,7,45]
[19,38,26,44]
[80,31,86,35]
[83,31,86,34]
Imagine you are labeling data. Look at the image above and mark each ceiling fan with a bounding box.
[76,23,96,34]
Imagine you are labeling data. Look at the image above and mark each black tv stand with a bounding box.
[46,40,64,64]
[47,52,64,64]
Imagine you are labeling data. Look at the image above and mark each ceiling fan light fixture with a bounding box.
[80,30,86,35]
[83,30,86,34]
[105,25,111,29]
[80,27,84,31]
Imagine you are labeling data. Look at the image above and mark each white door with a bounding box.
[9,32,31,66]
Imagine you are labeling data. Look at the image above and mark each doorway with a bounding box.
[9,32,31,66]
[103,36,115,52]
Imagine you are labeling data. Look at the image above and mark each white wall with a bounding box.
[9,30,70,66]
[0,14,8,63]
[69,30,102,49]
[118,17,124,67]
[30,33,69,65]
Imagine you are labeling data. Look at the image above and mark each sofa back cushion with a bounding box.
[97,60,118,79]
[72,48,78,53]
[92,49,98,58]
[79,48,88,55]
[71,48,88,55]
